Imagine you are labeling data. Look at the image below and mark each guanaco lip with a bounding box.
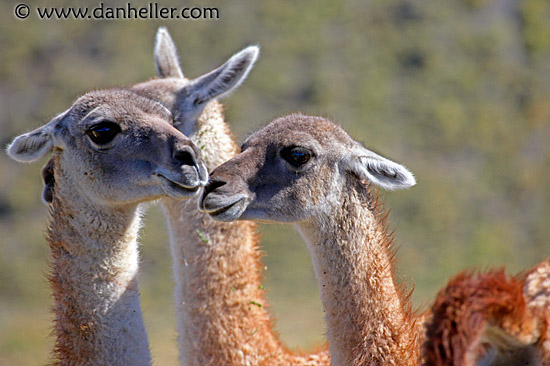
[201,194,246,218]
[156,173,202,193]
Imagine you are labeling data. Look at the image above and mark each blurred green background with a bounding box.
[1,0,549,364]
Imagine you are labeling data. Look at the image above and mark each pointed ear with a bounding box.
[186,45,259,105]
[7,124,55,163]
[154,27,184,79]
[172,45,259,133]
[6,111,67,163]
[345,146,416,191]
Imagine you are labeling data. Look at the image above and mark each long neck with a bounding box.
[47,158,151,366]
[162,102,329,366]
[297,183,419,366]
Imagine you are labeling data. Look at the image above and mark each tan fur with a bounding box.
[162,103,330,366]
[201,114,421,365]
[296,182,421,366]
[47,156,151,365]
[8,78,206,364]
[141,29,331,365]
[201,113,550,366]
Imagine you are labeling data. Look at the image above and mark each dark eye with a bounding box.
[281,146,312,167]
[87,122,121,145]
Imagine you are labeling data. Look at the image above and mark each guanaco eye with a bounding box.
[281,146,312,167]
[86,122,121,145]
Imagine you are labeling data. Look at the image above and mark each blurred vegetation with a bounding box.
[1,0,549,364]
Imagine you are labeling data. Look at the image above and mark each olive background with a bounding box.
[0,0,549,364]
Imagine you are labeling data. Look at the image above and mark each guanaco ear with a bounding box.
[188,46,259,103]
[173,46,259,132]
[7,124,55,163]
[154,27,184,79]
[346,146,416,190]
[7,112,67,163]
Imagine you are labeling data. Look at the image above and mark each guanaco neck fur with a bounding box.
[162,102,329,366]
[47,156,151,366]
[297,180,419,366]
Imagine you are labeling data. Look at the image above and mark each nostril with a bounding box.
[174,148,197,167]
[203,179,227,196]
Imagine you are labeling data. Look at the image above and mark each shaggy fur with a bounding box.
[201,114,420,365]
[423,260,550,366]
[7,74,206,365]
[46,157,152,366]
[148,28,330,365]
[162,104,330,366]
[201,113,550,366]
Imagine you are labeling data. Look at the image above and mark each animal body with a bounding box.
[147,28,330,366]
[201,113,550,366]
[7,74,207,366]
